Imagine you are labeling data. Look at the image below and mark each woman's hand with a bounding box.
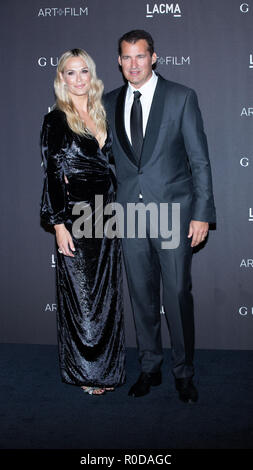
[54,224,75,257]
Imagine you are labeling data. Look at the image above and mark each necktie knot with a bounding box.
[133,90,142,101]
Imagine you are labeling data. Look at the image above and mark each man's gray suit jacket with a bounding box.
[104,74,216,229]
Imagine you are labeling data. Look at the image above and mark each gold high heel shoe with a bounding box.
[81,386,106,395]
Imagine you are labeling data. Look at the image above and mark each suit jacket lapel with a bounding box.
[115,75,167,168]
[139,75,167,168]
[115,84,137,167]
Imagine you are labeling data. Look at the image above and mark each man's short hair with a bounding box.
[118,30,154,56]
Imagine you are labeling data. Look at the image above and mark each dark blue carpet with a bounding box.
[0,344,252,449]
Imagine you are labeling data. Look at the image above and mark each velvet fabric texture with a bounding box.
[40,109,126,388]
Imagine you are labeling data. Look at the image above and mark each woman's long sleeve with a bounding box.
[40,113,68,225]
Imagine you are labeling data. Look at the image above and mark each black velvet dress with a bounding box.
[40,109,126,388]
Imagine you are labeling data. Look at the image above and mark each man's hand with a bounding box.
[187,220,209,248]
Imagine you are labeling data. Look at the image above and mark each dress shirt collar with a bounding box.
[127,71,158,100]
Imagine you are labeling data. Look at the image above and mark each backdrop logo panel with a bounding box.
[146,3,182,18]
[38,57,58,67]
[240,259,253,267]
[239,307,253,315]
[249,208,253,221]
[51,255,56,268]
[240,3,250,12]
[250,54,253,68]
[240,156,250,166]
[38,7,88,17]
[241,107,253,116]
[157,55,190,66]
[45,304,57,312]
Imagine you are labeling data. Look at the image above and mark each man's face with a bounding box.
[118,39,157,89]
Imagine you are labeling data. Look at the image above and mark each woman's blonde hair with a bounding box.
[54,48,106,137]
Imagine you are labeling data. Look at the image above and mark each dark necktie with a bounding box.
[130,90,143,160]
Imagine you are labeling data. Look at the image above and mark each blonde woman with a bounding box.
[40,49,125,395]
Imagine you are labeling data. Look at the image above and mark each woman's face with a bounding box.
[60,56,91,98]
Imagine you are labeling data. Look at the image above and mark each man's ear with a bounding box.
[151,52,157,65]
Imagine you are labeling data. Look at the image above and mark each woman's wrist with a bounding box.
[54,223,65,232]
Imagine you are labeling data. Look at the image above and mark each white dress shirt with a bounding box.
[124,71,158,144]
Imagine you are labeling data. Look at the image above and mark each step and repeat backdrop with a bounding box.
[1,0,252,349]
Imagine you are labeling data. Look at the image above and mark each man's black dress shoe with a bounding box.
[175,377,198,403]
[128,371,162,397]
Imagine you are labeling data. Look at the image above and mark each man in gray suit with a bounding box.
[104,30,216,402]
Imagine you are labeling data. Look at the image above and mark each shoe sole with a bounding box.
[128,380,162,397]
[151,380,162,386]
